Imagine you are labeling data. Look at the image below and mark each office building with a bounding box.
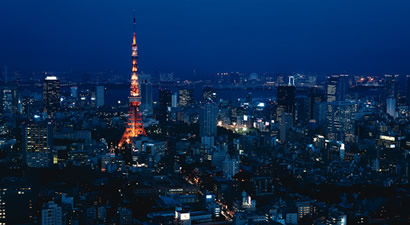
[203,87,217,101]
[386,97,397,118]
[327,101,355,142]
[24,120,53,168]
[140,77,153,116]
[70,86,78,98]
[326,74,349,103]
[96,86,104,107]
[280,112,293,144]
[41,201,62,225]
[172,92,178,108]
[118,207,132,225]
[0,177,33,225]
[178,88,194,107]
[384,74,399,100]
[308,87,323,120]
[406,75,410,106]
[43,76,60,115]
[1,85,18,116]
[276,82,296,122]
[200,101,217,149]
[158,89,172,124]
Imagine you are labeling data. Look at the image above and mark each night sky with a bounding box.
[1,0,410,77]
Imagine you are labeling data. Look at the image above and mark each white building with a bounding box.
[41,201,62,225]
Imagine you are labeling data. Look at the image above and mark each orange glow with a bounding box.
[118,29,147,148]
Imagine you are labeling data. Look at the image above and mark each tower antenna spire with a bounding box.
[133,9,136,33]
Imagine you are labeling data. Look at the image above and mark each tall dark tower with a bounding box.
[43,76,60,116]
[276,76,296,122]
[118,16,147,147]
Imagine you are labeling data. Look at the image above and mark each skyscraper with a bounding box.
[384,74,399,100]
[1,85,18,116]
[308,87,323,121]
[96,86,104,107]
[200,101,217,150]
[140,75,153,116]
[158,89,172,124]
[43,76,60,115]
[386,97,397,118]
[178,88,194,107]
[406,75,410,106]
[203,87,217,101]
[0,177,33,224]
[70,86,78,98]
[327,101,355,142]
[280,112,293,144]
[23,120,53,168]
[326,74,349,103]
[276,82,296,122]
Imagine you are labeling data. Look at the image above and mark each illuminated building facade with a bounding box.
[118,18,147,147]
[0,178,33,224]
[200,101,217,150]
[41,201,62,225]
[158,89,172,124]
[276,83,296,122]
[43,76,60,115]
[24,120,53,168]
[178,88,194,107]
[1,85,18,116]
[327,101,355,142]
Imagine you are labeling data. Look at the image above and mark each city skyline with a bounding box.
[0,1,409,225]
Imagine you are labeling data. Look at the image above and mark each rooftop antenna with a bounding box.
[133,9,136,33]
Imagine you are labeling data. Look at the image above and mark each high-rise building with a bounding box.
[326,74,349,103]
[386,97,397,118]
[384,74,399,100]
[70,86,78,98]
[200,101,217,149]
[276,83,296,122]
[308,87,323,120]
[140,75,153,116]
[222,155,239,180]
[203,87,217,101]
[1,85,18,116]
[280,112,293,144]
[41,201,62,225]
[158,89,172,124]
[118,207,132,225]
[178,88,194,107]
[43,76,60,115]
[96,86,104,107]
[406,75,410,106]
[0,177,33,225]
[172,92,178,108]
[327,101,355,142]
[23,120,53,168]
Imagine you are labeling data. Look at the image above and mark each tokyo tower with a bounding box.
[118,16,147,147]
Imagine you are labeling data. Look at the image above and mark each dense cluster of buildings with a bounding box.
[0,68,409,224]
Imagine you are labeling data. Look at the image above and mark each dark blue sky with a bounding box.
[1,0,410,77]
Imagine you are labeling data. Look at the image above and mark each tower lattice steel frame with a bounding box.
[118,17,147,147]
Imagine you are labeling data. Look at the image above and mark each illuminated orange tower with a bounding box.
[118,16,147,147]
